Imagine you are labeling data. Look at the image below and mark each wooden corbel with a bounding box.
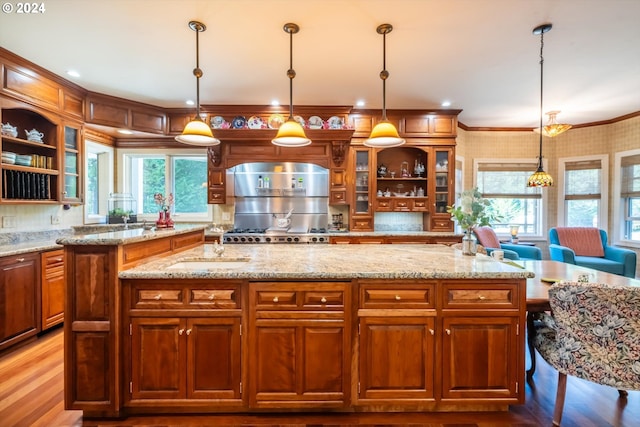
[331,141,348,167]
[207,145,222,167]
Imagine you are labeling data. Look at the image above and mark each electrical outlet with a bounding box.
[51,215,61,225]
[2,216,16,228]
[222,212,231,221]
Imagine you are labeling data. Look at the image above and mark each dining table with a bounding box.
[520,260,640,379]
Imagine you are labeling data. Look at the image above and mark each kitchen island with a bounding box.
[60,226,533,419]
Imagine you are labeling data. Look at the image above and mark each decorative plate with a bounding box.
[293,115,306,128]
[210,116,227,129]
[308,115,323,129]
[231,116,247,129]
[327,116,344,129]
[247,116,264,129]
[268,114,285,129]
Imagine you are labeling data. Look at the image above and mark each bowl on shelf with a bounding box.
[2,152,16,164]
[393,192,408,197]
[15,154,32,166]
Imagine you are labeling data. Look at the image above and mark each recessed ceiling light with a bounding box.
[356,100,365,107]
[185,100,195,106]
[117,129,133,135]
[271,99,280,106]
[66,70,80,78]
[441,100,451,107]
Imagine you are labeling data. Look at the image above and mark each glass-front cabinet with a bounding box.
[430,147,454,231]
[350,147,373,230]
[60,123,83,204]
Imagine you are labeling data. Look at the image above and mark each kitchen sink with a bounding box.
[167,257,250,270]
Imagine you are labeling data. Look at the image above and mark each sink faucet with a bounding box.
[213,241,225,257]
[122,214,130,230]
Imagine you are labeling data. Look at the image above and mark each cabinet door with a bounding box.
[207,167,226,204]
[250,319,347,408]
[430,147,454,231]
[41,249,65,330]
[358,317,435,402]
[441,316,520,401]
[351,147,373,214]
[187,317,242,400]
[0,252,40,351]
[329,168,347,205]
[130,317,185,400]
[61,123,83,203]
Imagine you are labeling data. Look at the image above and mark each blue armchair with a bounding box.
[549,227,636,278]
[473,226,542,260]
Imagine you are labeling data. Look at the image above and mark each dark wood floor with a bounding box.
[1,326,638,427]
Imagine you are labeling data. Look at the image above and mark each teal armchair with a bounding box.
[473,226,542,260]
[549,227,636,278]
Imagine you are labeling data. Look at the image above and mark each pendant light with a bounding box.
[528,23,555,187]
[534,110,572,137]
[364,24,405,148]
[175,20,220,146]
[272,23,311,147]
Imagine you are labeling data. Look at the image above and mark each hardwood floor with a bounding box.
[1,326,638,427]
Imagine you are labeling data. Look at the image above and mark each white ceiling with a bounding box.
[1,0,639,129]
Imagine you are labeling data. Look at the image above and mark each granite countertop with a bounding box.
[56,224,207,246]
[119,243,535,280]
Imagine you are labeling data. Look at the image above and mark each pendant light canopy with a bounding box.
[528,23,554,187]
[272,23,311,147]
[365,24,405,148]
[175,20,220,146]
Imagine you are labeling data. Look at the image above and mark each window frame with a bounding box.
[83,140,114,224]
[557,154,608,229]
[117,148,213,223]
[614,148,640,247]
[473,158,548,240]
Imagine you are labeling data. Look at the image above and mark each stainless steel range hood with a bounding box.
[229,162,329,230]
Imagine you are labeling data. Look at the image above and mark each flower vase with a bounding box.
[164,210,174,229]
[156,211,167,229]
[462,230,477,256]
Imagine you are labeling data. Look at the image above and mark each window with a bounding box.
[558,156,607,228]
[84,141,114,224]
[475,160,545,238]
[119,150,211,222]
[619,152,640,242]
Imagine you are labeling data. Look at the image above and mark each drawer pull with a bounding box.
[446,329,451,335]
[478,295,486,300]
[208,294,215,300]
[395,295,401,301]
[320,296,327,303]
[429,328,435,335]
[186,329,192,336]
[16,258,25,262]
[179,328,185,335]
[54,258,63,262]
[154,294,162,300]
[273,296,279,303]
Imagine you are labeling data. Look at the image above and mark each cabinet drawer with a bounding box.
[443,284,518,309]
[360,284,435,309]
[412,198,428,211]
[133,289,184,308]
[190,288,240,308]
[302,291,344,308]
[43,250,65,270]
[392,199,410,211]
[376,199,392,211]
[251,282,348,311]
[330,190,347,205]
[254,290,297,308]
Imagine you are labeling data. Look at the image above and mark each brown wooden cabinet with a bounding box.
[430,147,454,231]
[349,147,373,230]
[59,122,83,204]
[41,249,65,330]
[126,280,242,406]
[0,252,40,352]
[329,167,347,205]
[357,281,436,405]
[248,281,351,409]
[329,234,461,245]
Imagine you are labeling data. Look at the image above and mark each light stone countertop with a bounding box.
[56,224,207,246]
[119,243,535,280]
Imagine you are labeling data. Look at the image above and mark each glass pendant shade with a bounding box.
[272,119,311,147]
[175,118,220,146]
[534,110,572,137]
[528,167,554,187]
[364,121,405,147]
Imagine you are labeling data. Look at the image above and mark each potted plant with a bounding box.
[107,208,136,224]
[447,187,499,255]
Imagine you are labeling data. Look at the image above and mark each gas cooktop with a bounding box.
[223,227,328,244]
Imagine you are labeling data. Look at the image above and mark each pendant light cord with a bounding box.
[287,28,295,120]
[537,30,545,170]
[193,23,203,120]
[381,29,388,121]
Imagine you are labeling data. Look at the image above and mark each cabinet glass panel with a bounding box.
[434,150,450,214]
[63,125,80,201]
[64,126,78,149]
[65,174,78,198]
[355,150,370,214]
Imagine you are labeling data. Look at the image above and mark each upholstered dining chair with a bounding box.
[473,226,542,260]
[533,281,640,426]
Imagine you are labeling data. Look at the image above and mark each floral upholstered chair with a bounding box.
[533,281,640,426]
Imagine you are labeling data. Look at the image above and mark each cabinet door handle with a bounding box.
[208,294,215,300]
[154,294,162,300]
[320,296,327,303]
[429,328,435,335]
[54,258,63,262]
[179,328,185,335]
[16,258,25,262]
[186,329,192,335]
[478,295,486,300]
[395,295,401,301]
[446,329,451,335]
[273,296,279,303]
